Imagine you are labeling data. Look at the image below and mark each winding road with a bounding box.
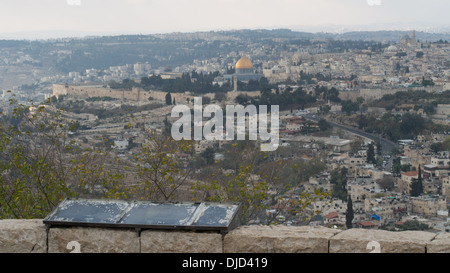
[304,114,399,154]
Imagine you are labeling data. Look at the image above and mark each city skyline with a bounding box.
[0,0,449,39]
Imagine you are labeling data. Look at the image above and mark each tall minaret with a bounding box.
[411,30,416,44]
[233,76,238,92]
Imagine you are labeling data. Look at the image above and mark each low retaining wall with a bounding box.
[0,219,449,253]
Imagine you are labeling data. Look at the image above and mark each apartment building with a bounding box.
[411,196,447,218]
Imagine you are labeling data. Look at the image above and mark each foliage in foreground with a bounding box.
[0,97,330,225]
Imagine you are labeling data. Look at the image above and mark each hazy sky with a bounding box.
[0,0,449,38]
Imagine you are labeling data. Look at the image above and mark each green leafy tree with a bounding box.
[69,150,128,200]
[423,103,436,115]
[319,105,331,114]
[235,94,250,105]
[400,113,425,139]
[429,139,450,153]
[318,118,331,131]
[341,100,359,115]
[0,102,73,218]
[376,175,395,191]
[191,142,330,225]
[163,115,172,136]
[400,220,429,231]
[358,115,368,129]
[376,140,382,156]
[191,162,270,224]
[201,147,215,165]
[214,92,227,102]
[421,79,435,87]
[391,157,402,174]
[330,167,348,201]
[133,134,193,201]
[385,104,395,111]
[350,138,363,153]
[0,96,126,218]
[430,142,442,153]
[202,96,211,105]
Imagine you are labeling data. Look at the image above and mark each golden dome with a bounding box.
[235,57,253,70]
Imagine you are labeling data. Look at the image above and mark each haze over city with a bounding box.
[0,0,449,39]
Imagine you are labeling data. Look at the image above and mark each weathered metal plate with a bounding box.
[119,202,199,226]
[43,198,129,224]
[43,198,241,233]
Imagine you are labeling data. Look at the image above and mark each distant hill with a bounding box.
[232,29,450,43]
[1,28,448,88]
[2,28,449,43]
[332,30,450,42]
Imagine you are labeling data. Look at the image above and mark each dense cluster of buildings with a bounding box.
[1,30,449,232]
[3,30,450,100]
[300,132,450,232]
[43,79,450,232]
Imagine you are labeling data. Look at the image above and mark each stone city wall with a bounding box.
[1,219,449,253]
[53,84,142,101]
[54,84,443,105]
[53,84,264,106]
[53,84,219,104]
[338,86,441,103]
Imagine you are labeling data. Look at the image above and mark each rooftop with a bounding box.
[402,171,419,177]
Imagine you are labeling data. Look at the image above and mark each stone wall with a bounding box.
[1,219,449,253]
[53,84,262,105]
[339,86,441,103]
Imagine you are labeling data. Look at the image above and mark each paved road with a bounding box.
[304,115,399,154]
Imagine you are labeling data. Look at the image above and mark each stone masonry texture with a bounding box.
[0,219,47,253]
[47,226,140,253]
[223,225,341,253]
[140,230,223,253]
[1,220,450,253]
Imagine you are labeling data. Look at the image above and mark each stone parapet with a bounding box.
[223,225,340,253]
[47,226,140,253]
[328,228,436,253]
[0,219,47,253]
[1,219,449,253]
[427,232,450,253]
[140,230,223,253]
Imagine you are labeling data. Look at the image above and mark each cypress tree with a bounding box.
[367,143,376,164]
[411,166,423,197]
[165,92,172,105]
[346,196,354,229]
[417,165,423,195]
[376,139,382,155]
